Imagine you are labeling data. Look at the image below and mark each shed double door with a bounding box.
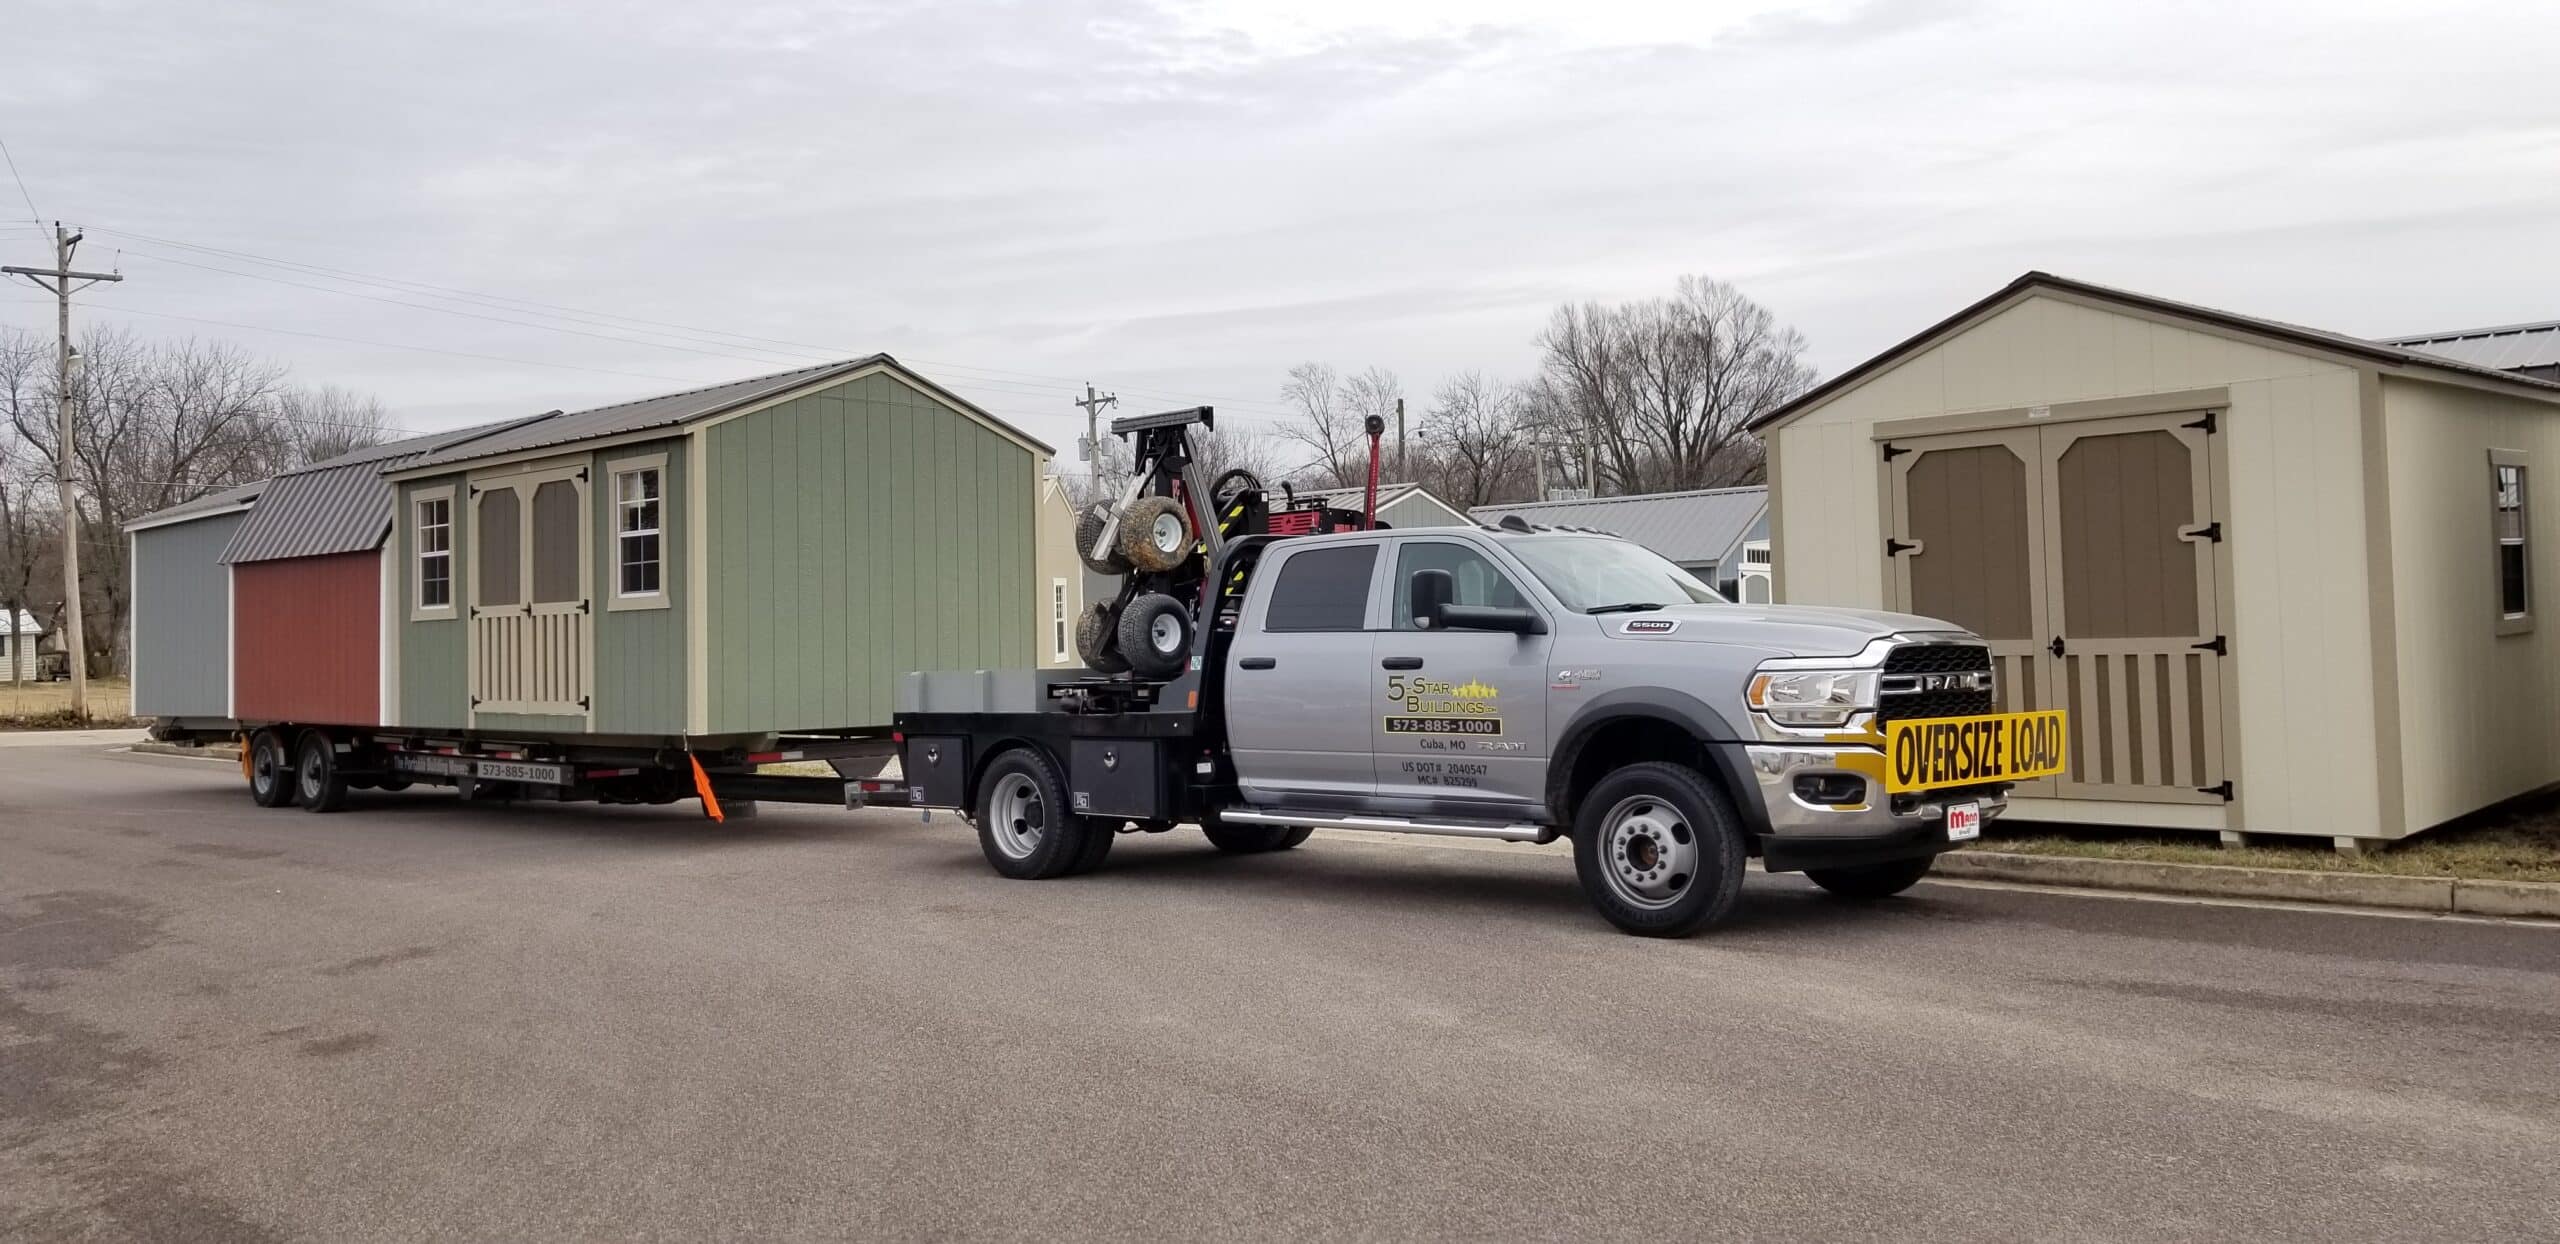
[1884,411,2227,805]
[470,467,593,718]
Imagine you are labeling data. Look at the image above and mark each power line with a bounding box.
[0,135,37,224]
[87,224,1306,420]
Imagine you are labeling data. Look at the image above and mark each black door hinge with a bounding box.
[2182,412,2218,434]
[2049,636,2066,658]
[578,599,591,615]
[576,467,589,482]
[1886,538,1917,556]
[579,696,591,711]
[2185,521,2223,543]
[1881,442,1911,461]
[2192,635,2227,655]
[2198,779,2234,801]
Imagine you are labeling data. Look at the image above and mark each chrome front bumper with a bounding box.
[1744,743,2008,839]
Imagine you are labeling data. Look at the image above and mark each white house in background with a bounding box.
[1471,486,1771,598]
[1284,481,1473,530]
[1,610,39,681]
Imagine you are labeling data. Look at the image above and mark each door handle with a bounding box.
[1238,657,1276,670]
[1381,656,1424,670]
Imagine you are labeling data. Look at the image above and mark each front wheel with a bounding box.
[1806,856,1936,900]
[972,748,1109,880]
[1571,762,1748,937]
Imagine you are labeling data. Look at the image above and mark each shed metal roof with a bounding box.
[2386,321,2560,374]
[217,417,543,565]
[1753,272,2560,433]
[1470,486,1769,567]
[124,478,266,532]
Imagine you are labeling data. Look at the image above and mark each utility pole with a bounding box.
[1072,383,1118,498]
[1394,397,1405,482]
[4,224,122,719]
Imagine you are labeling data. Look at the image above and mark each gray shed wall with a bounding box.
[132,510,248,718]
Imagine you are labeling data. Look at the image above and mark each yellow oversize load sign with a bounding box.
[1883,710,2069,794]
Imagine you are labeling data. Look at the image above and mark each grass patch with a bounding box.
[1977,799,2560,885]
[0,676,134,729]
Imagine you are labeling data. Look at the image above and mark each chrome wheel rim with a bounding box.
[1149,612,1184,654]
[1600,795,1697,909]
[1148,511,1185,555]
[297,746,324,800]
[987,772,1045,860]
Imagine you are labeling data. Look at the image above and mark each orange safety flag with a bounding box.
[688,751,725,823]
[238,734,252,783]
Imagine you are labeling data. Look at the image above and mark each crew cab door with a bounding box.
[1224,540,1388,803]
[1370,538,1552,809]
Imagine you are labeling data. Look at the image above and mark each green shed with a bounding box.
[380,357,1054,744]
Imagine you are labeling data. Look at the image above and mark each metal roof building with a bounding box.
[2386,321,2560,383]
[1470,486,1769,581]
[1286,481,1472,529]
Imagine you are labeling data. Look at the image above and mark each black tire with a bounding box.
[294,730,349,814]
[1201,820,1309,853]
[1571,762,1748,937]
[972,748,1106,880]
[1075,603,1130,674]
[1116,495,1194,574]
[1117,592,1193,679]
[248,728,296,808]
[1274,826,1314,849]
[1075,503,1131,576]
[1067,819,1120,875]
[1806,856,1936,901]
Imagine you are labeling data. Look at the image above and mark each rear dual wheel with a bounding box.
[973,748,1114,879]
[295,731,350,814]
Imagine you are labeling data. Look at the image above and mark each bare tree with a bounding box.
[278,384,397,467]
[1418,371,1537,509]
[1533,275,1813,495]
[0,335,52,684]
[1274,362,1366,488]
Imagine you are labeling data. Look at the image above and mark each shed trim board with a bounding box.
[2356,366,2405,839]
[686,423,709,734]
[1872,387,2232,440]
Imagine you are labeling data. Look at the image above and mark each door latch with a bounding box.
[2048,636,2067,658]
[1885,538,1917,557]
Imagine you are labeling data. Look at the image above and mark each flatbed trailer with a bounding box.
[152,718,913,818]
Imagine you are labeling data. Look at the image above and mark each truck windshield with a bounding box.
[1504,536,1726,612]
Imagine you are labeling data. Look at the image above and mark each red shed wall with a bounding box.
[232,551,381,726]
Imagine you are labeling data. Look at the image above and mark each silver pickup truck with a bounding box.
[900,521,2058,936]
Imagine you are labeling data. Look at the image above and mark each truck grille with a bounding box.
[1877,643,1994,725]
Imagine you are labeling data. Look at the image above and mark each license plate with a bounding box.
[1882,710,2069,793]
[1945,802,1981,842]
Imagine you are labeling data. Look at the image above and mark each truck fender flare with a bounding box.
[1547,689,1771,839]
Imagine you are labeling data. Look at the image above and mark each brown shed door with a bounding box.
[1886,411,2226,805]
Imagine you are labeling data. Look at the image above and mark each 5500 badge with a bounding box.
[1384,674,1505,737]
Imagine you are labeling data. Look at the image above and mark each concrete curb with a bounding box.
[1937,850,2560,919]
[129,741,240,762]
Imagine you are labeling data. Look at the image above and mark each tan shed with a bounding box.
[1756,272,2560,848]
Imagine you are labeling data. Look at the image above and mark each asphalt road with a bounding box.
[4,743,2557,1242]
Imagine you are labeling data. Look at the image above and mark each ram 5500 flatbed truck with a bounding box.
[898,521,2069,937]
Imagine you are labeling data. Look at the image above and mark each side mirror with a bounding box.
[1409,569,1454,629]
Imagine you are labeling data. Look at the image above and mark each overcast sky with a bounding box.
[5,0,2556,461]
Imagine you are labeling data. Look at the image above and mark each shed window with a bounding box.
[616,466,663,598]
[416,495,453,611]
[2493,451,2530,633]
[1051,578,1070,662]
[477,488,522,608]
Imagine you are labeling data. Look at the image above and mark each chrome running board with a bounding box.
[1218,808,1551,843]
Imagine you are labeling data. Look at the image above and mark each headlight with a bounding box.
[1745,668,1878,728]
